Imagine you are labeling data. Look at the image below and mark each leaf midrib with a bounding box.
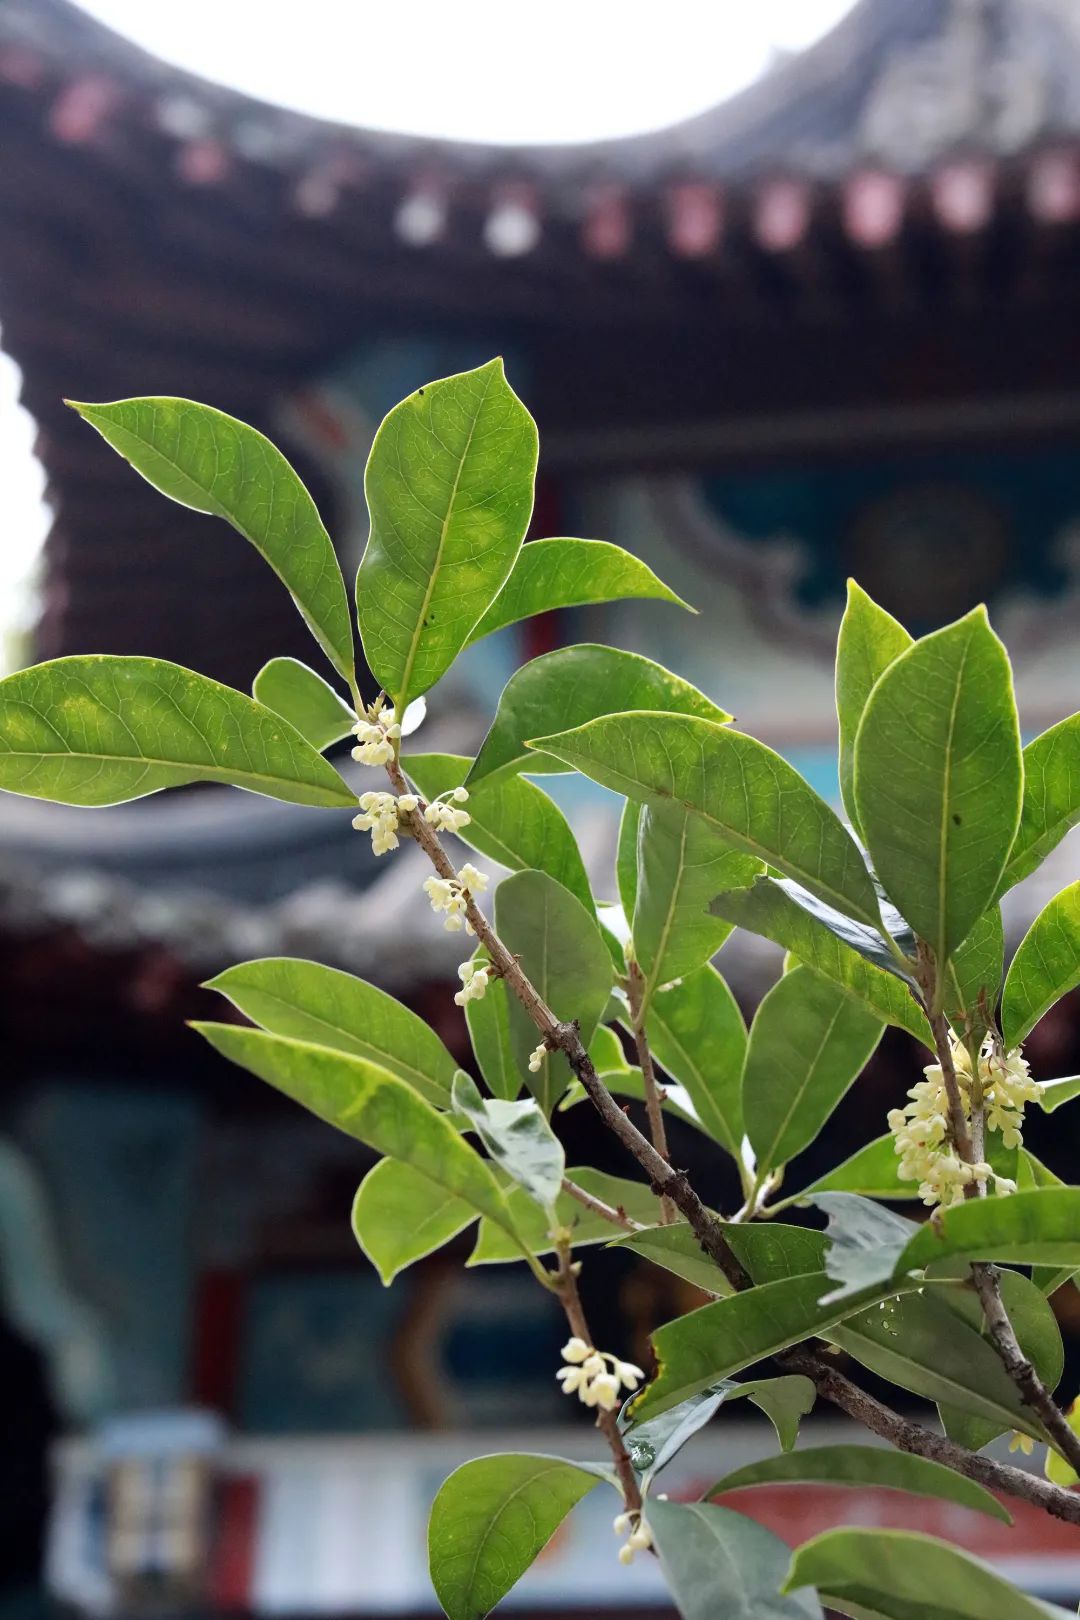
[394,370,494,709]
[756,996,848,1171]
[0,745,349,800]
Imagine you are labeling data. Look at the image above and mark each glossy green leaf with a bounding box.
[835,580,913,836]
[788,1136,917,1203]
[589,1024,628,1074]
[451,1073,564,1210]
[616,798,640,919]
[404,752,592,910]
[464,964,521,1102]
[206,957,460,1111]
[191,1025,518,1240]
[71,397,354,681]
[734,1376,817,1452]
[649,1500,824,1620]
[469,1168,658,1264]
[631,1270,891,1419]
[812,1193,919,1302]
[494,871,612,1113]
[1045,1398,1080,1487]
[1001,881,1080,1047]
[1001,713,1080,892]
[352,1159,475,1284]
[622,1376,813,1484]
[854,608,1022,970]
[611,1222,728,1294]
[944,906,1004,1045]
[465,537,691,645]
[938,1265,1062,1451]
[534,712,884,931]
[743,966,883,1177]
[470,645,731,787]
[785,1528,1073,1619]
[646,966,747,1159]
[829,1285,1049,1444]
[632,802,760,1008]
[356,359,538,709]
[898,1187,1080,1274]
[612,1221,825,1297]
[252,657,355,751]
[563,1064,705,1134]
[710,878,930,1044]
[1038,1074,1080,1113]
[0,656,355,809]
[710,1444,1009,1522]
[428,1453,606,1620]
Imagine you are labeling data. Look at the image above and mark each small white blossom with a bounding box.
[561,1337,592,1365]
[612,1513,632,1537]
[351,791,400,856]
[528,1041,548,1073]
[614,1512,653,1565]
[396,793,419,814]
[887,1032,1042,1207]
[555,1364,593,1399]
[556,1341,644,1412]
[457,862,489,894]
[452,786,470,804]
[422,875,472,933]
[454,961,490,1007]
[351,718,396,767]
[585,1373,621,1411]
[612,1358,645,1391]
[424,795,472,833]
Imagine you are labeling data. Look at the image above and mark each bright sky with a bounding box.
[0,0,856,660]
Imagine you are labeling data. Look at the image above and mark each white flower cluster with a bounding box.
[425,786,472,833]
[351,708,400,767]
[556,1337,644,1413]
[613,1511,654,1566]
[351,791,418,856]
[887,1033,1041,1207]
[422,863,489,932]
[528,1041,548,1073]
[455,960,491,1007]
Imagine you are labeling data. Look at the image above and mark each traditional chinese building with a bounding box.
[3,0,1080,1611]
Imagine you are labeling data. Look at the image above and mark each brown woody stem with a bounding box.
[389,761,1080,1526]
[627,961,677,1224]
[562,1176,642,1233]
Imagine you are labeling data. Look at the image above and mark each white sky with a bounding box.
[0,0,855,660]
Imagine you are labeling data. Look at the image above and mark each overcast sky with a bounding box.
[0,0,856,659]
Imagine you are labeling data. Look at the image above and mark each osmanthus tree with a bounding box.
[6,361,1080,1618]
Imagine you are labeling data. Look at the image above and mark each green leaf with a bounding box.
[464,965,521,1102]
[1001,881,1080,1047]
[534,712,884,932]
[589,1024,628,1074]
[788,1135,918,1203]
[252,657,355,751]
[646,966,747,1160]
[465,537,691,645]
[1045,1398,1080,1487]
[470,645,731,787]
[854,608,1023,970]
[710,1444,1009,1523]
[403,753,592,911]
[352,1159,475,1284]
[1038,1075,1080,1113]
[1001,713,1080,892]
[743,966,883,1177]
[616,798,641,919]
[811,1193,918,1302]
[70,397,354,682]
[469,1168,657,1264]
[944,906,1004,1044]
[493,871,612,1113]
[649,1500,824,1620]
[632,802,761,1008]
[829,1286,1050,1444]
[611,1222,729,1294]
[835,580,913,835]
[451,1073,564,1210]
[563,1065,705,1133]
[785,1528,1074,1619]
[191,1024,517,1239]
[710,878,930,1044]
[205,957,460,1111]
[0,656,355,809]
[428,1453,606,1620]
[611,1221,825,1297]
[630,1270,892,1419]
[937,1266,1062,1452]
[898,1186,1080,1274]
[356,359,538,709]
[621,1376,812,1484]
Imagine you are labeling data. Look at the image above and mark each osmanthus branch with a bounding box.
[562,1175,643,1233]
[386,761,1080,1525]
[924,990,1080,1479]
[627,961,677,1224]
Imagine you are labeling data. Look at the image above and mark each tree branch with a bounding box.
[388,764,1080,1525]
[627,961,676,1224]
[562,1175,642,1233]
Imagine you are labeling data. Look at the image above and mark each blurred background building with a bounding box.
[2,0,1080,1614]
